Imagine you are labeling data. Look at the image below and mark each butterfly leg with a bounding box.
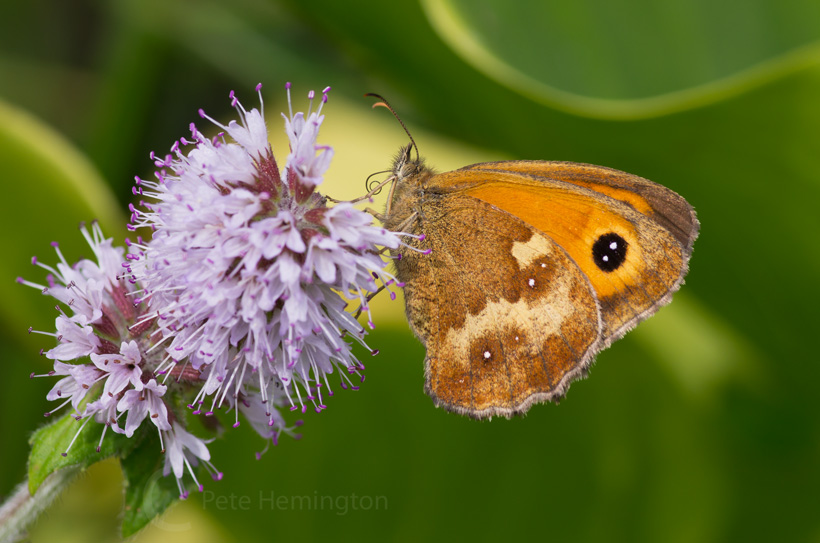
[391,212,418,234]
[352,285,386,320]
[365,207,387,222]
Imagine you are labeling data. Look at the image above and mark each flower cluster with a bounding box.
[22,84,400,498]
[21,224,221,498]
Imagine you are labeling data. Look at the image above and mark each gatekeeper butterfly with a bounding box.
[370,96,699,420]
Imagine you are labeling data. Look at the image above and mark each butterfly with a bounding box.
[370,97,699,420]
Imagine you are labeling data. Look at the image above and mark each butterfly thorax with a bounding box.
[381,146,438,351]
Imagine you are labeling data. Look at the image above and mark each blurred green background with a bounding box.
[2,0,820,541]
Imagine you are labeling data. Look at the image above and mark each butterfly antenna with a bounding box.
[366,169,392,194]
[365,93,419,163]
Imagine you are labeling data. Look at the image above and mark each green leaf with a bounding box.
[28,411,140,493]
[117,0,360,91]
[120,430,180,538]
[422,0,820,118]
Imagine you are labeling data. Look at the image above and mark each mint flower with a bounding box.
[126,83,400,445]
[21,84,400,506]
[21,223,217,496]
[90,340,143,398]
[163,422,217,499]
[117,379,171,437]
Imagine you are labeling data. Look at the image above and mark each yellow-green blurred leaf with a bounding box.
[0,98,124,339]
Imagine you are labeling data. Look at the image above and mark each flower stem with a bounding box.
[0,466,81,542]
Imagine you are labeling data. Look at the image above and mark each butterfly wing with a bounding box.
[395,161,697,418]
[465,161,698,252]
[461,161,699,343]
[397,190,603,419]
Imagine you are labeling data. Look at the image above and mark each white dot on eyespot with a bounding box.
[514,336,519,341]
[528,278,535,287]
[483,350,491,359]
[609,241,618,250]
[540,263,546,268]
[602,255,609,262]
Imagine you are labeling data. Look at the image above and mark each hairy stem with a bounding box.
[0,466,80,543]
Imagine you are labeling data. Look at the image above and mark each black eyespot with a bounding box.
[592,232,628,272]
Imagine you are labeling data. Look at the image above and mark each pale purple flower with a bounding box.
[44,361,103,414]
[90,340,144,398]
[117,379,171,437]
[282,87,334,201]
[46,316,100,361]
[23,82,403,498]
[22,223,218,485]
[162,422,222,499]
[126,83,400,450]
[85,394,125,447]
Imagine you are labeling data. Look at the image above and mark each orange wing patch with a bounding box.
[465,161,698,249]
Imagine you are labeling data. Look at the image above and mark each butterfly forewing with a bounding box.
[464,161,699,250]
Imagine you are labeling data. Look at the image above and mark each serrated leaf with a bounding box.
[28,411,141,493]
[120,430,179,538]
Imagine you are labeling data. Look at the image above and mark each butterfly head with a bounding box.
[392,143,426,183]
[382,143,431,232]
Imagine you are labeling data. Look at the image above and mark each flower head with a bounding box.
[23,83,401,499]
[21,223,216,493]
[126,83,399,435]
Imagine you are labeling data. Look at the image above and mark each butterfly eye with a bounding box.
[592,232,628,272]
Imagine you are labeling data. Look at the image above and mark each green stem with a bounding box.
[0,466,81,543]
